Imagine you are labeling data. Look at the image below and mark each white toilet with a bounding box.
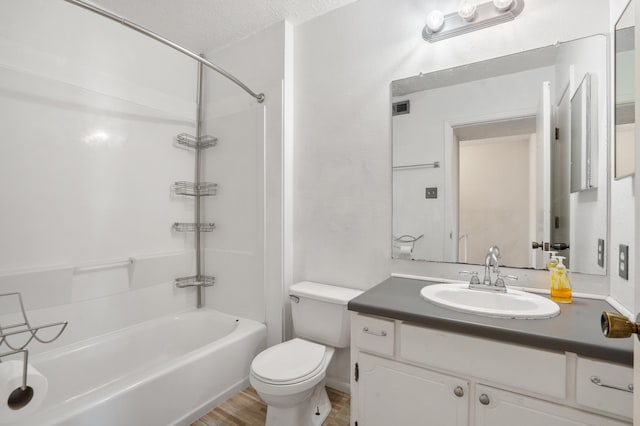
[250,281,362,426]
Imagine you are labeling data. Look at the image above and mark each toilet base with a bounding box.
[265,382,332,426]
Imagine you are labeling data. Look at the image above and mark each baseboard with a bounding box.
[174,377,250,425]
[326,376,351,394]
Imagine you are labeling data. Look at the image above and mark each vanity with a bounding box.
[373,1,637,423]
[348,276,633,426]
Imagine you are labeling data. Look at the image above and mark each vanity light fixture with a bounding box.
[493,0,514,12]
[425,10,445,33]
[457,0,478,22]
[423,0,524,43]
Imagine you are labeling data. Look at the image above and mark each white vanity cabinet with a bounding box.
[357,353,469,426]
[474,385,628,426]
[350,313,632,426]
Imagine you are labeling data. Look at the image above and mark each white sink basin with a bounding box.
[420,283,560,319]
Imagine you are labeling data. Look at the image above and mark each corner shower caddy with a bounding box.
[172,133,217,293]
[0,292,67,407]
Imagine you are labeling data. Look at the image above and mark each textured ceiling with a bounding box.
[90,0,358,53]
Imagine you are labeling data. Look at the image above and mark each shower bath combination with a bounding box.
[0,0,270,424]
[61,0,265,309]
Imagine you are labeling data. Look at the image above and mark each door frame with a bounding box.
[443,107,538,265]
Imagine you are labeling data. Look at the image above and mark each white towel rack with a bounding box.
[73,257,134,274]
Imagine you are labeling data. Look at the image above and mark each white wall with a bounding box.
[293,0,610,390]
[610,0,636,314]
[0,0,201,349]
[201,22,293,347]
[294,0,610,291]
[459,137,532,267]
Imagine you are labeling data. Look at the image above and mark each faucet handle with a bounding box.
[459,270,480,285]
[495,273,518,288]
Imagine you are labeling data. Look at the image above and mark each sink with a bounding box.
[420,283,560,319]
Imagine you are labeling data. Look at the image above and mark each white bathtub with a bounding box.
[8,309,266,426]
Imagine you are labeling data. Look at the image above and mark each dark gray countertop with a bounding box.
[348,277,633,366]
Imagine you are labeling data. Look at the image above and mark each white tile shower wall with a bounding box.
[202,107,266,323]
[0,1,199,322]
[201,22,290,347]
[0,281,196,356]
[294,0,610,386]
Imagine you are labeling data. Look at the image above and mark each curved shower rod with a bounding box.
[63,0,265,103]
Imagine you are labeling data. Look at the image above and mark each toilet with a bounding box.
[250,281,362,426]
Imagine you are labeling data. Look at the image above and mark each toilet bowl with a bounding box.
[249,281,362,426]
[250,338,335,426]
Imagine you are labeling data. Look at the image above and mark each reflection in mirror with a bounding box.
[392,35,607,275]
[570,73,597,193]
[615,0,635,179]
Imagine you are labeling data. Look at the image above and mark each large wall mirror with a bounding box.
[615,0,635,179]
[392,34,607,275]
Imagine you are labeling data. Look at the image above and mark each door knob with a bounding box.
[531,241,550,251]
[550,242,570,251]
[601,312,640,340]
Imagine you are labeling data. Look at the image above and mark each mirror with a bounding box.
[615,0,635,179]
[570,73,597,192]
[392,35,607,275]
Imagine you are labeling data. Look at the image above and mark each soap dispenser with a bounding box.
[550,256,572,303]
[546,251,558,271]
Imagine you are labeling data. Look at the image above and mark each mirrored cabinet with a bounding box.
[615,0,635,179]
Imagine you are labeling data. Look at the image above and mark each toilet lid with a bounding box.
[251,338,326,384]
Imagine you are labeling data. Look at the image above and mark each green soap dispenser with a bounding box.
[550,256,572,303]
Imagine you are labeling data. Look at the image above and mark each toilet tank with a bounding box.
[289,281,363,348]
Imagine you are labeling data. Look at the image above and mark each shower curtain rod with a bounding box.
[63,0,265,103]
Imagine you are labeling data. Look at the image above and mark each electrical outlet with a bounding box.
[619,244,629,280]
[597,239,604,268]
[425,187,438,199]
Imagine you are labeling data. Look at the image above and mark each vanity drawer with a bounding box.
[576,357,633,419]
[353,314,395,356]
[399,323,566,398]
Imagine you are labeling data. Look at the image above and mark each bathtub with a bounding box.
[8,309,266,426]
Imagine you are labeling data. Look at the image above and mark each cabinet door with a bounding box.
[357,352,468,426]
[475,385,630,426]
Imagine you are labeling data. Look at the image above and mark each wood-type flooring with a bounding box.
[191,386,349,426]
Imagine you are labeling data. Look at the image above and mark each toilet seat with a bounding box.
[251,338,326,385]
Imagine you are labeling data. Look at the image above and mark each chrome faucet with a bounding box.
[460,246,518,292]
[483,246,501,285]
[465,246,508,293]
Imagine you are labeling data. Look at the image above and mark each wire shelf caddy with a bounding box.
[0,293,68,395]
[175,275,215,288]
[172,222,216,232]
[172,181,218,197]
[0,293,67,353]
[176,133,218,150]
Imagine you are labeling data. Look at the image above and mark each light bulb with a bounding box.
[458,0,477,21]
[426,10,445,33]
[493,0,514,12]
